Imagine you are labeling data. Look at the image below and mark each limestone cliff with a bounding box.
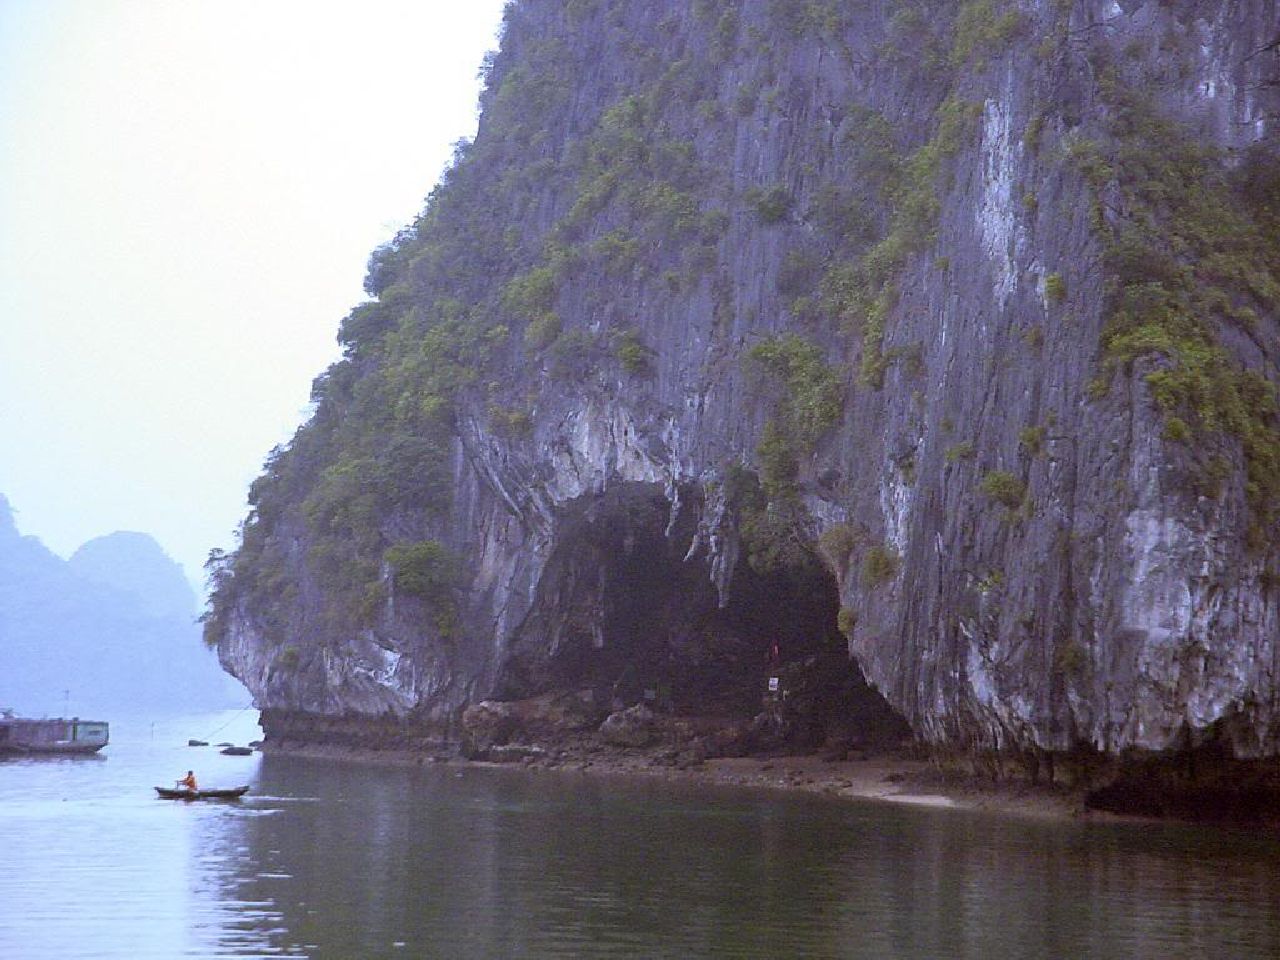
[208,0,1280,764]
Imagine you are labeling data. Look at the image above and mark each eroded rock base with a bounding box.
[258,646,913,770]
[1084,748,1280,825]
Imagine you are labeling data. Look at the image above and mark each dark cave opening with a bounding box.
[499,482,909,751]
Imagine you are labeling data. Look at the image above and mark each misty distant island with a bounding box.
[0,493,242,717]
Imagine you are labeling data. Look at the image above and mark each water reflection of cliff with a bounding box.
[228,756,879,958]
[217,756,1280,960]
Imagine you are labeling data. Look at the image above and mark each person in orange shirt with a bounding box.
[176,770,198,793]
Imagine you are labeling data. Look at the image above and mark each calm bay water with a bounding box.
[1,710,1278,959]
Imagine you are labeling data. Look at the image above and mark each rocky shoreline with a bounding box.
[259,718,1087,824]
[256,696,1280,826]
[260,739,1098,821]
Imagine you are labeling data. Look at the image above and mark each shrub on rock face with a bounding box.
[385,539,460,600]
[980,470,1026,508]
[861,544,900,588]
[598,703,658,747]
[745,184,792,224]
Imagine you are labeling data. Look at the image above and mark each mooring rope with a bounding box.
[199,700,257,742]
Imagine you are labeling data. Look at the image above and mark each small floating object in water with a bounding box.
[155,785,249,801]
[216,742,233,747]
[220,745,252,756]
[187,739,208,747]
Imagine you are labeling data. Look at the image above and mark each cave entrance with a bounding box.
[500,482,909,751]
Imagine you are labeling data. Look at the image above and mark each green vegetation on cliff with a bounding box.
[1068,68,1280,542]
[205,0,1280,764]
[746,334,843,450]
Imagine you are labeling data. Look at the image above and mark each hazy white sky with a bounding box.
[0,0,508,590]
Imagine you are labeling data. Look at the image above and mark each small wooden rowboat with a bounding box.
[154,786,249,800]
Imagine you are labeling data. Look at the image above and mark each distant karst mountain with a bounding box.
[70,531,197,622]
[0,493,242,717]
